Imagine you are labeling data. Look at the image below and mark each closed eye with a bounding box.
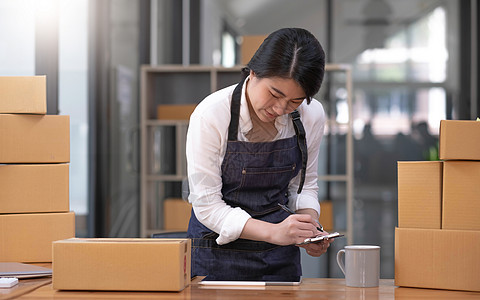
[291,99,303,103]
[270,87,304,102]
[270,92,280,99]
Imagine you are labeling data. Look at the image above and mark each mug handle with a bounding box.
[336,249,346,275]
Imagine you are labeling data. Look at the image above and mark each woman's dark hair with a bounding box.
[242,28,325,104]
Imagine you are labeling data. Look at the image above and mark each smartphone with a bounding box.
[297,232,344,245]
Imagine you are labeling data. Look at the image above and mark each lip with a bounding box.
[265,110,277,119]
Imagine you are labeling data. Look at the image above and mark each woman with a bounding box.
[186,28,332,281]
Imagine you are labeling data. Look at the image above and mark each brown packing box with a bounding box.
[319,201,333,232]
[53,238,191,291]
[439,120,480,160]
[241,35,267,65]
[157,104,197,120]
[394,285,478,298]
[395,227,480,292]
[0,164,69,214]
[442,161,480,230]
[0,76,46,114]
[0,114,69,163]
[397,161,442,229]
[164,198,192,231]
[0,212,75,262]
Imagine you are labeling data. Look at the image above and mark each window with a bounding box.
[353,7,447,135]
[58,0,89,223]
[0,0,35,75]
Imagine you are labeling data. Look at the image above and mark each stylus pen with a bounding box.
[278,203,324,232]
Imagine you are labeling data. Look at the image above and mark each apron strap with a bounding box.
[227,77,246,141]
[290,110,308,194]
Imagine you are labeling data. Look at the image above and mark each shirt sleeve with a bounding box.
[186,100,251,245]
[287,100,326,217]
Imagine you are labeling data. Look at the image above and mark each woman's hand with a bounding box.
[298,231,334,257]
[240,214,320,246]
[269,214,320,245]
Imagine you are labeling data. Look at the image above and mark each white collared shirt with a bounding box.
[186,76,326,245]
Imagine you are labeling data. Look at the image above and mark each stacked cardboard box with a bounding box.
[395,120,480,292]
[241,35,267,65]
[0,76,75,263]
[157,104,197,120]
[163,198,192,231]
[319,201,334,232]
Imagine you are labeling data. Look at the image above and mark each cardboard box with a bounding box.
[0,76,46,114]
[241,35,267,65]
[164,198,192,231]
[395,227,480,292]
[397,161,442,229]
[439,120,480,160]
[0,212,75,262]
[319,201,333,232]
[0,114,69,163]
[0,164,69,214]
[157,104,197,120]
[442,161,480,230]
[53,238,191,291]
[394,285,477,298]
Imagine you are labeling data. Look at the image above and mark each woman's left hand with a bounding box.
[298,231,334,257]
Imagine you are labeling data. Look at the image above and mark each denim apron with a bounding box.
[187,77,308,281]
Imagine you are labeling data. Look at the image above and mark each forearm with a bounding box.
[240,218,281,244]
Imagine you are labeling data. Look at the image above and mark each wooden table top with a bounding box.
[7,277,480,299]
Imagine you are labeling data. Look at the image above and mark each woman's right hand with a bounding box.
[269,214,320,245]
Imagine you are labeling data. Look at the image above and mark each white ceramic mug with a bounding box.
[336,245,380,287]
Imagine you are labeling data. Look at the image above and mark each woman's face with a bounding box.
[246,70,306,123]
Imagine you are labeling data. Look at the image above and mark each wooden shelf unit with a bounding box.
[140,64,353,243]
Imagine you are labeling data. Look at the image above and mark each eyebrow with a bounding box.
[271,86,305,101]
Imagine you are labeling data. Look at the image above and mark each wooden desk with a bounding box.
[11,277,480,299]
[0,277,51,300]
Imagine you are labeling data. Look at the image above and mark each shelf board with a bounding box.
[141,64,243,73]
[325,119,350,127]
[142,64,213,73]
[145,120,189,126]
[318,175,349,181]
[325,64,351,72]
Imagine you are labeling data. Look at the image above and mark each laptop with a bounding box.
[0,262,52,278]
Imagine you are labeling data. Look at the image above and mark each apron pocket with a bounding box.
[240,164,297,190]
